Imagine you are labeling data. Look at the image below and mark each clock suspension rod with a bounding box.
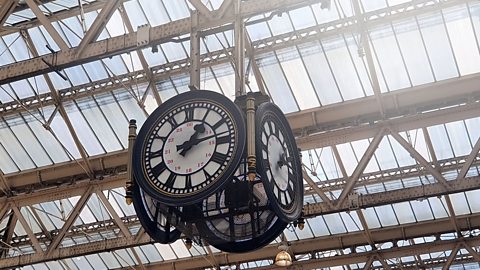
[246,93,256,181]
[125,119,137,205]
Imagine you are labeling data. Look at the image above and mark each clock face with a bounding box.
[133,90,246,206]
[131,180,181,244]
[255,102,303,222]
[195,163,287,253]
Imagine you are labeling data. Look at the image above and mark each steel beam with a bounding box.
[188,0,212,18]
[11,204,43,253]
[336,128,385,207]
[0,0,17,27]
[1,1,110,36]
[45,186,93,256]
[0,0,324,85]
[125,217,480,270]
[76,0,122,58]
[3,97,480,194]
[2,175,480,267]
[24,0,69,51]
[0,0,470,87]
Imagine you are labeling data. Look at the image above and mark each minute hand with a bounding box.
[177,130,230,154]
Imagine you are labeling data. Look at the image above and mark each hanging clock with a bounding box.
[132,179,182,244]
[255,102,303,222]
[195,161,288,253]
[133,90,246,206]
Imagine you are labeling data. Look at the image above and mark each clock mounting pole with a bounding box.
[125,119,137,205]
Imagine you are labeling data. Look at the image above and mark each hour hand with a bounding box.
[177,130,230,156]
[177,123,205,156]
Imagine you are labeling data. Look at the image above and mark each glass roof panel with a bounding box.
[64,100,104,156]
[278,47,320,110]
[138,0,170,26]
[312,1,342,23]
[0,120,35,171]
[324,35,365,101]
[85,254,107,268]
[211,64,236,99]
[410,199,434,221]
[289,6,316,30]
[375,205,399,227]
[360,0,387,12]
[445,120,472,157]
[465,190,480,213]
[267,13,294,36]
[449,193,471,215]
[361,208,381,229]
[257,52,298,113]
[323,213,347,234]
[105,11,126,38]
[427,124,454,160]
[341,212,362,232]
[428,197,449,219]
[163,0,190,20]
[6,116,51,167]
[64,66,90,85]
[444,4,480,76]
[140,244,163,262]
[124,0,148,30]
[392,202,416,224]
[393,17,435,86]
[101,55,129,76]
[309,216,330,236]
[417,11,459,80]
[9,79,34,100]
[4,33,29,61]
[246,20,271,41]
[370,25,411,92]
[298,42,342,106]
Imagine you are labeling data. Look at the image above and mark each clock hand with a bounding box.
[176,123,205,156]
[177,130,230,155]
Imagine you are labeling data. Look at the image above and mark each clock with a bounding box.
[131,179,181,244]
[132,90,246,206]
[255,102,303,222]
[195,161,288,253]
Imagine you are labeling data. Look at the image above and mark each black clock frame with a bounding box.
[255,102,304,222]
[195,160,288,253]
[132,90,246,206]
[131,179,182,244]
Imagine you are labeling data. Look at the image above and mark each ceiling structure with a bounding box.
[0,0,480,269]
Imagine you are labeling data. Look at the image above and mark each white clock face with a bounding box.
[143,102,236,196]
[261,120,295,207]
[255,101,303,222]
[133,91,246,206]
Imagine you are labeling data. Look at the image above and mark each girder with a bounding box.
[0,0,479,268]
[0,0,470,106]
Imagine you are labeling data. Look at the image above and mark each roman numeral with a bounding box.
[154,135,167,142]
[286,183,294,197]
[184,107,195,122]
[203,169,212,179]
[164,173,177,188]
[201,109,210,122]
[167,116,177,127]
[210,151,227,164]
[212,118,226,131]
[152,162,167,178]
[185,175,192,189]
[149,149,163,159]
[216,134,231,145]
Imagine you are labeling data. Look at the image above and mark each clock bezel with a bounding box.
[132,90,246,206]
[131,178,182,244]
[195,172,288,253]
[255,102,304,222]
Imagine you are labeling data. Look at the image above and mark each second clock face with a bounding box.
[133,90,246,206]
